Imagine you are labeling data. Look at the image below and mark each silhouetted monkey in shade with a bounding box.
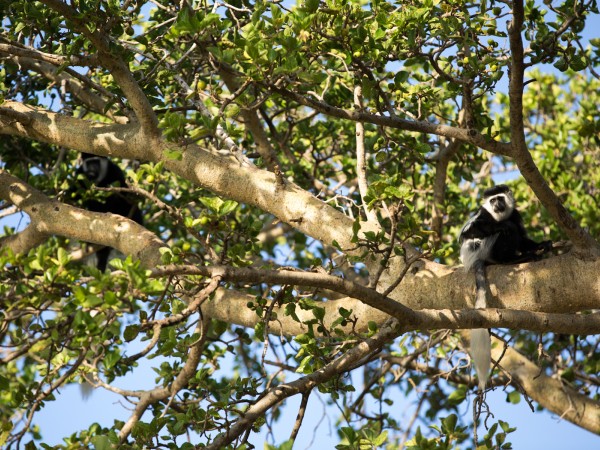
[74,153,143,271]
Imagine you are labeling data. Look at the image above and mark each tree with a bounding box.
[1,0,600,448]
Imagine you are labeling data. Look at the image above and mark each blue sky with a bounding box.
[32,360,600,449]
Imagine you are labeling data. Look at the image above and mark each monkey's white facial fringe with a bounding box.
[82,157,110,184]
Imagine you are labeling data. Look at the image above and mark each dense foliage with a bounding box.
[1,0,600,448]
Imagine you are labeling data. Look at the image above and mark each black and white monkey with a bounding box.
[74,153,143,271]
[459,185,551,390]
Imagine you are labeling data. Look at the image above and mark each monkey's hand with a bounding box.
[516,240,553,263]
[536,240,553,255]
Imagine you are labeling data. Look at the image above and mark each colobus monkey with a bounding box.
[74,153,143,271]
[459,185,551,390]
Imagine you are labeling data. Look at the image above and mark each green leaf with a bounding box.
[276,439,294,450]
[124,325,140,342]
[297,355,313,374]
[351,218,361,242]
[340,426,357,443]
[254,322,265,341]
[373,430,388,446]
[218,199,239,216]
[415,142,432,153]
[560,367,575,381]
[313,306,325,321]
[553,57,568,72]
[103,350,121,370]
[285,303,300,322]
[441,414,457,433]
[363,231,377,240]
[570,55,587,72]
[507,390,521,404]
[499,420,517,433]
[91,435,111,450]
[304,0,320,14]
[447,386,467,405]
[164,149,183,160]
[56,247,70,266]
[200,196,224,212]
[338,307,352,318]
[486,422,498,439]
[496,432,506,445]
[0,375,9,390]
[14,22,26,34]
[384,185,411,199]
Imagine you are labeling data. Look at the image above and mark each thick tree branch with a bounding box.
[491,336,600,434]
[0,171,164,269]
[205,289,390,336]
[507,1,599,254]
[0,101,380,264]
[3,104,600,336]
[0,223,48,256]
[159,139,379,256]
[507,0,528,154]
[0,101,145,158]
[156,264,416,321]
[165,261,600,335]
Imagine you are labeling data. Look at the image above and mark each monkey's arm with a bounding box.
[459,210,498,242]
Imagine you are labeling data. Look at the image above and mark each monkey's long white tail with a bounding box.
[471,329,491,390]
[471,260,491,390]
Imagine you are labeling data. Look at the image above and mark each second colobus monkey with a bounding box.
[459,185,551,390]
[74,153,144,271]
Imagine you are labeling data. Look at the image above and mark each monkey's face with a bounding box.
[83,160,100,178]
[490,195,507,212]
[81,157,109,184]
[483,192,514,222]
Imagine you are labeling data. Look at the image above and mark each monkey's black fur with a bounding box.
[459,184,551,389]
[459,185,551,267]
[74,153,143,271]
